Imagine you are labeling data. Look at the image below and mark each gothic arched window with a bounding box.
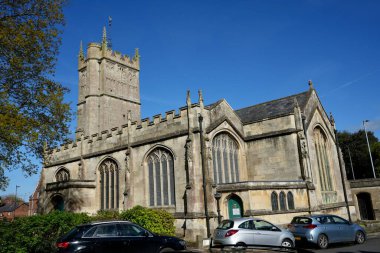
[314,127,333,192]
[271,192,279,211]
[147,148,175,207]
[287,191,295,210]
[56,168,70,182]
[279,191,287,211]
[99,159,119,210]
[212,133,240,184]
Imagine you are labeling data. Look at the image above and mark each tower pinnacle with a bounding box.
[79,40,84,59]
[308,80,314,90]
[102,26,107,49]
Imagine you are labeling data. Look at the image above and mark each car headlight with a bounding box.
[179,240,186,247]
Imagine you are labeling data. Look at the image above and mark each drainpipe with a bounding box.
[334,129,352,222]
[198,113,210,238]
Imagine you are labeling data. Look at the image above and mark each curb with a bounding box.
[187,232,380,252]
[367,231,380,239]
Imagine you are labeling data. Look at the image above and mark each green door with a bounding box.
[228,197,242,219]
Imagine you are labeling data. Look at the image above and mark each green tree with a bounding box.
[337,130,379,179]
[0,0,70,190]
[0,194,24,204]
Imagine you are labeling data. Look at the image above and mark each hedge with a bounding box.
[0,206,175,253]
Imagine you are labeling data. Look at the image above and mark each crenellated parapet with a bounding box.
[45,102,202,167]
[78,42,139,71]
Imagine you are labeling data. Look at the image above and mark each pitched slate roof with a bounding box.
[0,203,17,212]
[234,90,311,124]
[0,202,27,212]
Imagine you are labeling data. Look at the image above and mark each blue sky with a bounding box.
[3,0,380,199]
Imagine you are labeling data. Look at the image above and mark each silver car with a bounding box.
[287,214,366,249]
[212,217,295,249]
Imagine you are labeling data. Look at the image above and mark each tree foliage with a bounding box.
[337,130,380,179]
[0,0,71,190]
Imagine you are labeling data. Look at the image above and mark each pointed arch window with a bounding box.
[287,191,295,210]
[212,133,240,184]
[314,127,334,192]
[99,159,119,210]
[279,191,287,211]
[56,168,70,182]
[147,148,175,207]
[271,192,279,211]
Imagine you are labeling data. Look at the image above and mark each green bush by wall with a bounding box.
[0,207,175,253]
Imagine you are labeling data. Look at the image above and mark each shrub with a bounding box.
[0,211,91,253]
[94,210,121,221]
[120,205,175,236]
[0,206,176,253]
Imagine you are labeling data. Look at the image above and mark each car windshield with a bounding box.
[217,220,234,229]
[291,217,312,224]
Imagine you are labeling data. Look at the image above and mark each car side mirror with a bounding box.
[271,226,280,232]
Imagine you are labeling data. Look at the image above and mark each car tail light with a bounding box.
[287,224,293,228]
[56,242,70,249]
[225,229,239,237]
[303,224,317,229]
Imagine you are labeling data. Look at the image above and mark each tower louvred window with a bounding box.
[56,168,70,182]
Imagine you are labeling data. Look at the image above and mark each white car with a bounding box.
[212,217,295,249]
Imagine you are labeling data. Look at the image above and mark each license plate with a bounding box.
[295,237,301,241]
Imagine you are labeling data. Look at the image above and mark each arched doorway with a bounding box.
[228,194,243,219]
[357,192,375,220]
[51,195,64,211]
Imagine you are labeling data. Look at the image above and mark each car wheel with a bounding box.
[317,234,329,249]
[235,242,247,249]
[355,231,365,244]
[281,239,293,248]
[159,248,175,253]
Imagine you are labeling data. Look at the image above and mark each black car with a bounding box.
[56,220,187,253]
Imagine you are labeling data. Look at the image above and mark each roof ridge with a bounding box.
[235,90,309,112]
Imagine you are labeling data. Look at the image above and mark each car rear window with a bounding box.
[217,220,234,229]
[60,225,91,241]
[291,217,312,224]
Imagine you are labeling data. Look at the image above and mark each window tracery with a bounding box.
[147,148,175,206]
[314,127,334,191]
[56,168,70,182]
[99,159,119,210]
[212,133,240,184]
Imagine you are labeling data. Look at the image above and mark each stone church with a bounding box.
[38,29,356,240]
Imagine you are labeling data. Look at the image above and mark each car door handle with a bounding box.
[253,232,262,235]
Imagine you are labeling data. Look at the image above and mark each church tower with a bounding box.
[76,27,141,138]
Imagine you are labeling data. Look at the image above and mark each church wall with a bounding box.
[350,179,380,221]
[243,114,295,137]
[246,133,302,180]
